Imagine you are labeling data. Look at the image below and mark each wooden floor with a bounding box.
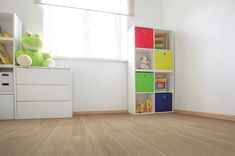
[0,113,235,156]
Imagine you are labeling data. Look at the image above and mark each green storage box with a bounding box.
[155,50,173,70]
[136,72,154,92]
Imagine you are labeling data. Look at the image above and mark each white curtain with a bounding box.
[36,0,133,16]
[43,5,127,59]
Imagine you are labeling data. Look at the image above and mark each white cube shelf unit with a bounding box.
[0,12,73,120]
[128,26,174,114]
[0,12,22,119]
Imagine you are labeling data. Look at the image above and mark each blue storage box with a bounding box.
[155,93,172,112]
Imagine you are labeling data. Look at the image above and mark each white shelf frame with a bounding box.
[0,12,22,120]
[0,91,14,95]
[135,69,173,73]
[0,37,14,45]
[0,64,14,68]
[128,26,175,115]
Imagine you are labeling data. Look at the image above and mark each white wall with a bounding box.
[55,59,128,111]
[162,0,235,115]
[0,0,162,112]
[131,0,162,28]
[0,0,43,33]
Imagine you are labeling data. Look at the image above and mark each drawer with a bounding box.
[0,81,13,92]
[155,93,172,112]
[0,95,14,119]
[17,101,72,119]
[16,68,71,85]
[17,85,71,101]
[135,27,154,49]
[0,72,13,82]
[136,72,154,92]
[155,50,173,70]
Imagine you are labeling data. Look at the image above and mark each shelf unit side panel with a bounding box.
[127,27,136,114]
[13,14,22,119]
[13,14,22,65]
[170,32,175,110]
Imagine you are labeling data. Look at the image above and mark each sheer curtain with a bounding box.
[37,0,133,16]
[43,5,128,59]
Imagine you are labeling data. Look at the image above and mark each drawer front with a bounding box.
[0,72,13,82]
[0,81,13,92]
[155,93,172,112]
[136,72,154,92]
[135,27,154,49]
[0,95,14,119]
[17,101,72,119]
[17,85,71,101]
[155,50,173,70]
[16,68,71,85]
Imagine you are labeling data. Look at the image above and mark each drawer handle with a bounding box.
[2,74,9,76]
[2,83,9,86]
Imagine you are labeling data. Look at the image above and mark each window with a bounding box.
[42,2,128,59]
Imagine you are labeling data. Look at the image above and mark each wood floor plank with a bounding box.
[0,113,235,156]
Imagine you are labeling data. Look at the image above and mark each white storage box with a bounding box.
[0,82,13,92]
[0,71,13,92]
[0,72,13,82]
[0,95,14,119]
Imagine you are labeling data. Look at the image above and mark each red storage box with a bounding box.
[135,27,154,49]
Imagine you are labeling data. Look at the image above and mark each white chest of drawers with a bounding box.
[16,67,72,119]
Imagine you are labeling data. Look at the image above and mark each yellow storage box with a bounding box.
[155,50,173,70]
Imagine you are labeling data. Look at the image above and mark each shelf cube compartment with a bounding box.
[136,93,154,113]
[135,49,154,70]
[0,14,14,36]
[155,33,169,50]
[155,78,167,92]
[155,73,173,92]
[135,27,154,49]
[155,50,173,70]
[155,93,172,112]
[136,72,154,92]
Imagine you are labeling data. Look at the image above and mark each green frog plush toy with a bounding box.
[16,32,55,67]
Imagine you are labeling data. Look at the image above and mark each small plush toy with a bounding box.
[16,32,55,67]
[136,102,145,113]
[145,99,152,112]
[139,56,150,70]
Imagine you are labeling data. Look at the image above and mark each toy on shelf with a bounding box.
[136,101,145,113]
[2,33,12,37]
[155,78,167,92]
[138,56,150,70]
[155,33,169,49]
[0,26,13,37]
[16,31,55,67]
[0,43,12,64]
[145,99,152,112]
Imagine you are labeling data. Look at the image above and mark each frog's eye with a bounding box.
[35,34,40,38]
[33,33,41,38]
[25,32,32,37]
